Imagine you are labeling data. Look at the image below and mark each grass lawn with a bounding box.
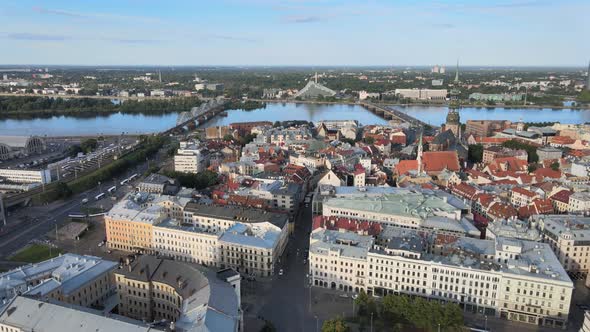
[9,244,63,263]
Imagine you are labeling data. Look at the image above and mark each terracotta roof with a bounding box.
[551,136,575,145]
[533,198,554,214]
[512,187,537,198]
[312,215,382,236]
[533,168,561,179]
[487,202,518,220]
[395,160,418,175]
[422,151,460,172]
[451,182,478,200]
[550,190,572,204]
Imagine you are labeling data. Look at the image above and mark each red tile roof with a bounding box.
[550,190,572,204]
[312,215,382,236]
[422,151,460,173]
[533,168,561,179]
[487,202,518,220]
[395,160,418,175]
[512,187,537,198]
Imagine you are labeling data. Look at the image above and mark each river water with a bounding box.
[1,103,589,136]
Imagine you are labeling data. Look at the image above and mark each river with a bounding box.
[1,103,589,136]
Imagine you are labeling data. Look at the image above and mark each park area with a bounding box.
[9,243,63,263]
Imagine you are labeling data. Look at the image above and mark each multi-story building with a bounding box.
[137,173,177,194]
[309,228,573,328]
[106,194,290,277]
[537,146,563,162]
[535,214,590,273]
[394,89,448,100]
[482,146,527,165]
[0,168,51,184]
[0,255,242,332]
[469,93,525,102]
[511,187,539,207]
[0,254,117,307]
[174,140,209,173]
[105,194,163,253]
[569,192,590,212]
[465,120,512,137]
[115,256,241,330]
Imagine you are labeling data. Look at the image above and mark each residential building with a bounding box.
[569,192,590,213]
[0,254,116,307]
[114,256,241,331]
[511,187,540,207]
[174,141,209,173]
[482,147,527,165]
[534,214,590,273]
[137,174,177,194]
[538,146,563,162]
[465,120,512,138]
[309,228,573,328]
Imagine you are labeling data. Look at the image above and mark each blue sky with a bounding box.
[0,0,589,66]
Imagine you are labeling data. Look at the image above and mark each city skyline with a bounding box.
[1,0,589,66]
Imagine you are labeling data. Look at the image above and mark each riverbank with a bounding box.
[0,96,202,119]
[250,98,590,110]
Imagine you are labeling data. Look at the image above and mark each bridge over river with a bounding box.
[359,101,437,128]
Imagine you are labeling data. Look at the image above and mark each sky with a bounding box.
[0,0,589,67]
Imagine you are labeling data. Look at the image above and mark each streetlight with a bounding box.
[370,312,374,332]
[315,315,319,332]
[484,315,488,331]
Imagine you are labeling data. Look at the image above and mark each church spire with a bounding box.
[454,59,460,83]
[417,131,423,174]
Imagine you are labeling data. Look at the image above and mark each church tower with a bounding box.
[445,60,461,138]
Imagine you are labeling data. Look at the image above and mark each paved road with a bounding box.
[0,161,149,259]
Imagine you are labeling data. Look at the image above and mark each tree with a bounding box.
[80,138,98,153]
[364,137,375,145]
[321,316,349,332]
[55,182,72,199]
[550,161,560,171]
[528,164,538,173]
[223,134,234,141]
[467,144,483,163]
[259,320,276,332]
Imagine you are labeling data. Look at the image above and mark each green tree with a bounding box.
[259,320,276,332]
[80,138,98,153]
[467,144,483,163]
[364,137,375,145]
[528,164,538,173]
[223,134,234,141]
[550,161,560,171]
[321,316,349,332]
[55,182,72,199]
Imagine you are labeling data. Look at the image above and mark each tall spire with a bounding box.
[417,131,423,174]
[315,72,318,84]
[454,59,460,83]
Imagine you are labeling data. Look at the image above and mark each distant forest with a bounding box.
[0,96,201,118]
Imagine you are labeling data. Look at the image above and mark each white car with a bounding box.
[278,269,284,276]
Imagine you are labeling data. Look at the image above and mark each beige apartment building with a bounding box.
[535,215,590,273]
[310,228,573,328]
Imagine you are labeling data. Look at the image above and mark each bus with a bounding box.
[95,193,105,201]
[120,179,129,186]
[68,213,87,219]
[107,186,117,194]
[128,173,138,181]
